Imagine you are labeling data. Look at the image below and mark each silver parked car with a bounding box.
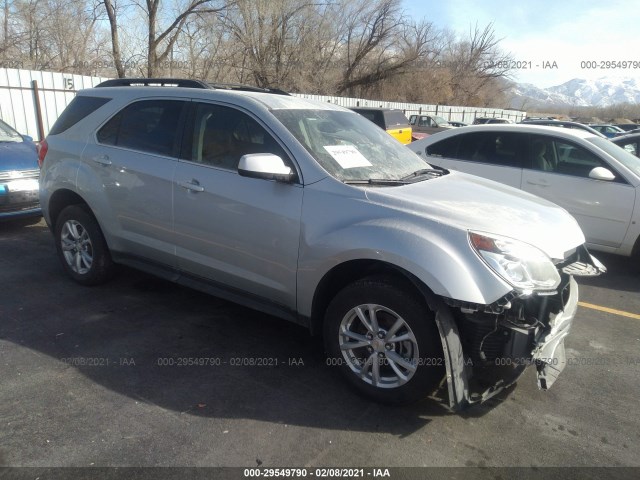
[39,79,604,409]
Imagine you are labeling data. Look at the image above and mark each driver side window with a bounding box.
[188,103,288,171]
[529,136,607,178]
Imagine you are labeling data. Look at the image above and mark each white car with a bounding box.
[409,124,640,258]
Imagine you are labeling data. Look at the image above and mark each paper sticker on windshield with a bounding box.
[323,145,372,169]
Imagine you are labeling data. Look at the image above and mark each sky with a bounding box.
[402,0,640,88]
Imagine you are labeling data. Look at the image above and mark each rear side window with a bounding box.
[455,132,525,167]
[383,111,409,127]
[418,116,432,127]
[49,96,111,135]
[353,110,382,128]
[426,136,459,158]
[97,100,187,157]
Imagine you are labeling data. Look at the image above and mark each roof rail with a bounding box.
[208,82,290,96]
[94,78,290,96]
[95,78,210,89]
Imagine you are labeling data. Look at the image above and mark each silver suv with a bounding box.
[39,78,604,409]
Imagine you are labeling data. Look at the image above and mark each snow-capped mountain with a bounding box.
[509,77,640,109]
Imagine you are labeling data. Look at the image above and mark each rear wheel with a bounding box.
[54,205,115,285]
[324,276,444,404]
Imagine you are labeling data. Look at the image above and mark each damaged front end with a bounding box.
[432,239,605,411]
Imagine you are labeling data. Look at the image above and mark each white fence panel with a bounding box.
[0,68,526,139]
[0,68,110,138]
[292,93,525,123]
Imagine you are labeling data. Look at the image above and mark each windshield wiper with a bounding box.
[343,178,409,186]
[401,168,448,181]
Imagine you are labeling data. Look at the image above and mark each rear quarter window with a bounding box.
[455,131,525,167]
[383,111,410,127]
[426,136,460,158]
[49,96,111,135]
[96,99,187,157]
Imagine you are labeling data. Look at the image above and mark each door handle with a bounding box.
[526,179,549,187]
[177,180,205,192]
[92,155,112,166]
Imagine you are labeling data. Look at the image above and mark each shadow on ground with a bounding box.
[1,220,518,438]
[576,252,640,293]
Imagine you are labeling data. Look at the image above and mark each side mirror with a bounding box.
[588,166,615,181]
[22,134,33,142]
[238,153,294,183]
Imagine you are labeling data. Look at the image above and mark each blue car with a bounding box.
[589,124,626,138]
[0,119,41,221]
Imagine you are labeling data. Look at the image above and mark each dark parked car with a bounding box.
[472,117,513,125]
[0,119,41,221]
[613,123,639,132]
[611,132,640,157]
[408,114,455,135]
[519,119,607,138]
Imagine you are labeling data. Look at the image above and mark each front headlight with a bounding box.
[469,231,561,292]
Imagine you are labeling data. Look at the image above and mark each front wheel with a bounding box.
[324,276,445,404]
[54,205,115,285]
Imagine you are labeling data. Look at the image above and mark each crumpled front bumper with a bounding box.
[532,276,578,390]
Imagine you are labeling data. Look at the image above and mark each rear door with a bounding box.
[172,101,303,311]
[422,131,525,188]
[82,98,188,267]
[521,134,635,248]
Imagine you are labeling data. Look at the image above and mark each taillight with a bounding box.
[37,139,48,168]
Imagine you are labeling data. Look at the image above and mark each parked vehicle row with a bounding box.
[519,119,607,138]
[350,108,515,143]
[589,124,627,138]
[409,124,640,259]
[349,107,412,145]
[37,78,604,409]
[612,132,640,158]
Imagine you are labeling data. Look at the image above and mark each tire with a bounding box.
[54,205,115,286]
[324,276,445,404]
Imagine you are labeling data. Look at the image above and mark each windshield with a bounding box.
[588,136,640,177]
[434,116,450,125]
[0,119,23,143]
[272,109,431,182]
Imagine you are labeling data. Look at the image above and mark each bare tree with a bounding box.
[144,0,229,76]
[1,0,515,109]
[334,0,437,97]
[442,23,513,105]
[99,0,230,77]
[7,0,104,71]
[219,0,319,89]
[102,0,125,76]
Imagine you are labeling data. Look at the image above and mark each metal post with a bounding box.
[31,80,45,142]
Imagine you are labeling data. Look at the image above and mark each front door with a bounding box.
[172,102,303,311]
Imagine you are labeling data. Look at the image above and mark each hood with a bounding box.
[0,139,39,171]
[366,171,585,261]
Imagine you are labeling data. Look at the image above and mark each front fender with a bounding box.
[297,185,512,318]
